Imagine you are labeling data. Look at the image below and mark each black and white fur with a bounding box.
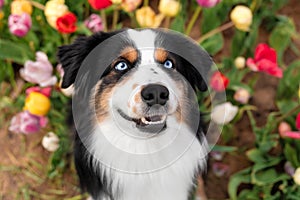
[58,29,212,200]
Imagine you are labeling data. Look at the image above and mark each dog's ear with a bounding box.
[57,31,122,88]
[176,57,209,92]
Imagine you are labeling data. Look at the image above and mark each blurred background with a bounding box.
[0,0,300,199]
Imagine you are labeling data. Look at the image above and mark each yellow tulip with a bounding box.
[24,92,51,116]
[293,168,300,185]
[158,0,181,17]
[44,0,68,28]
[136,6,164,28]
[11,0,33,15]
[230,5,252,31]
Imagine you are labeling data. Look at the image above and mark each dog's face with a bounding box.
[58,29,211,137]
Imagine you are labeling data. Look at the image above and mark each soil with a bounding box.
[0,0,299,199]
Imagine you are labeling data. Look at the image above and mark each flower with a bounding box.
[212,162,229,177]
[234,88,250,104]
[8,13,31,37]
[234,56,246,69]
[210,151,224,161]
[230,5,252,31]
[11,0,32,15]
[293,168,300,185]
[158,0,181,17]
[88,0,112,10]
[24,92,51,116]
[20,51,57,86]
[84,14,103,33]
[111,0,122,4]
[56,12,77,34]
[121,0,142,12]
[210,71,229,92]
[278,121,292,138]
[296,113,300,130]
[246,43,283,78]
[26,87,52,97]
[196,0,221,8]
[42,132,60,152]
[284,162,295,176]
[0,0,4,9]
[211,102,238,124]
[44,0,68,28]
[136,6,164,28]
[9,111,48,134]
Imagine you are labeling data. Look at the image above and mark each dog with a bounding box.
[58,29,212,200]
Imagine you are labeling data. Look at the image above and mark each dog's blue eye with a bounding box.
[163,60,173,69]
[115,62,128,71]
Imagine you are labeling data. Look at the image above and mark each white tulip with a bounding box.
[211,102,238,124]
[42,132,60,152]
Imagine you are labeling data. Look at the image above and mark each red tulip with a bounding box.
[56,12,77,34]
[88,0,112,10]
[246,43,283,78]
[296,113,300,130]
[210,71,229,92]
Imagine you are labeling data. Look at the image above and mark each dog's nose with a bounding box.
[141,84,169,106]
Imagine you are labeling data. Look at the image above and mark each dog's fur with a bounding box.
[58,29,212,200]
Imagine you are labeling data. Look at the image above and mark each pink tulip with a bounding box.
[8,13,32,37]
[296,113,300,130]
[9,111,48,134]
[196,0,221,8]
[0,0,4,9]
[26,86,52,97]
[20,51,57,87]
[84,14,104,33]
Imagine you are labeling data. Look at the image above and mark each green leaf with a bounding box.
[200,33,224,56]
[211,145,237,152]
[246,149,267,163]
[284,143,300,167]
[228,167,252,200]
[0,40,34,64]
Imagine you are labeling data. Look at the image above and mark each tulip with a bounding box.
[44,0,68,28]
[56,12,77,34]
[9,111,48,134]
[42,132,60,152]
[11,0,32,15]
[212,162,229,177]
[111,0,122,4]
[296,113,300,130]
[246,43,283,78]
[8,13,31,37]
[211,102,238,124]
[136,6,164,28]
[294,168,300,185]
[210,71,229,92]
[0,0,4,9]
[278,122,292,138]
[20,51,57,87]
[234,56,246,69]
[24,92,51,116]
[88,0,112,10]
[230,5,252,31]
[84,14,104,33]
[26,86,52,97]
[158,0,181,17]
[234,88,250,104]
[196,0,221,8]
[121,0,142,12]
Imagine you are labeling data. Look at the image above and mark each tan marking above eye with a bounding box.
[155,48,168,63]
[120,47,138,64]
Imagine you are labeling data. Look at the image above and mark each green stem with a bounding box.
[197,21,234,43]
[185,6,201,36]
[101,10,107,32]
[112,6,119,30]
[276,104,300,123]
[144,0,149,7]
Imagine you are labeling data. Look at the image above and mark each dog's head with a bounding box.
[58,29,212,137]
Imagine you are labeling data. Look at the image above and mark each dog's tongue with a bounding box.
[145,115,161,122]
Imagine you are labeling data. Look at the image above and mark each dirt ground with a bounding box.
[1,0,300,199]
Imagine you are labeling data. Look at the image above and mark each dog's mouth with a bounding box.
[117,109,167,133]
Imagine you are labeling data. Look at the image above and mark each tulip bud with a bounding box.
[136,6,164,28]
[121,0,142,12]
[8,13,32,37]
[44,0,69,28]
[234,56,246,69]
[158,0,181,17]
[210,71,229,92]
[230,5,252,31]
[278,122,292,138]
[293,168,300,185]
[196,0,221,8]
[234,88,250,104]
[11,0,33,15]
[24,92,51,116]
[211,102,238,124]
[42,132,60,152]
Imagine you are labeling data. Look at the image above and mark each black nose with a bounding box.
[141,84,169,106]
